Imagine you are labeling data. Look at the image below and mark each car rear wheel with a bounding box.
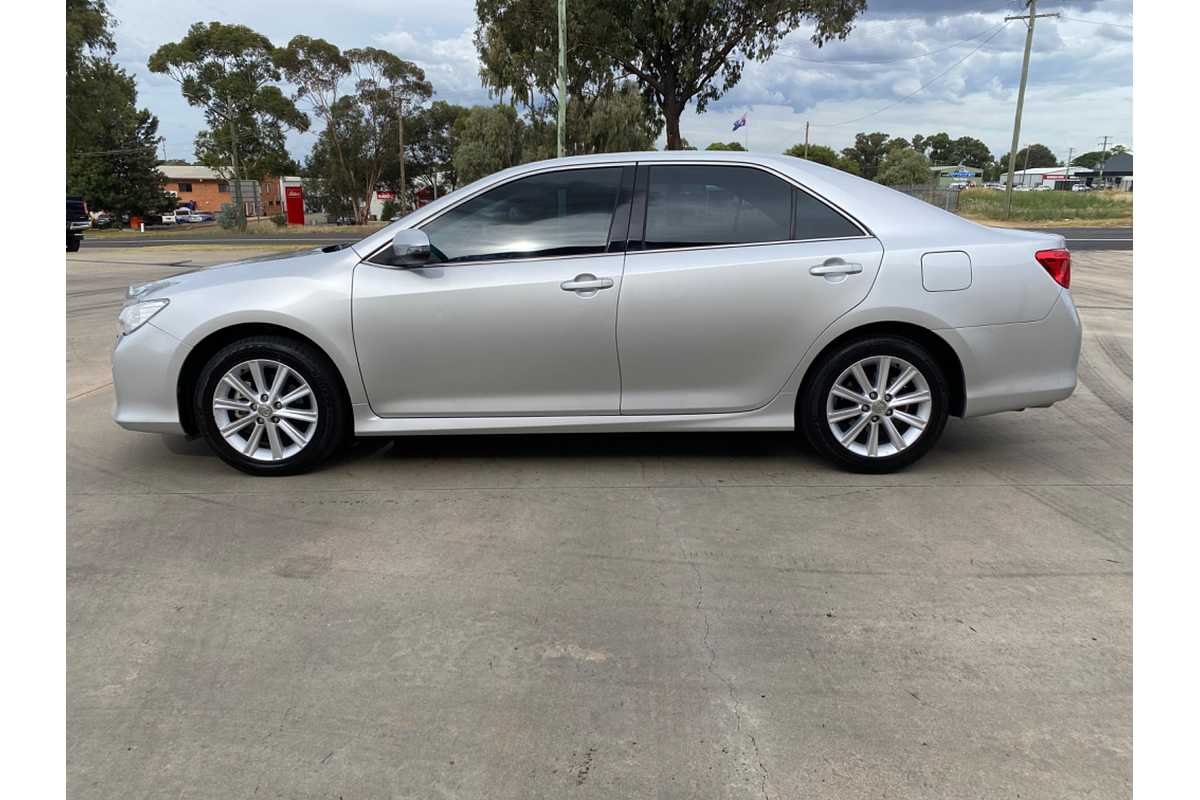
[193,336,347,476]
[67,233,81,252]
[800,336,949,473]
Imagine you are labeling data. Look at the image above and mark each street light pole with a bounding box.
[557,0,567,158]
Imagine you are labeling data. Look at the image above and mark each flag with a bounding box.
[732,113,747,132]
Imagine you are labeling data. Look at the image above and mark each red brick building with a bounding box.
[157,165,263,216]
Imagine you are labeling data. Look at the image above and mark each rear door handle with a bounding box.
[809,260,863,277]
[561,274,614,292]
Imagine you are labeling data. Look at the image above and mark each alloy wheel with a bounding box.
[211,359,319,462]
[825,355,932,458]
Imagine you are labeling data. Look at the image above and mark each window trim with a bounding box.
[367,162,630,268]
[632,161,871,254]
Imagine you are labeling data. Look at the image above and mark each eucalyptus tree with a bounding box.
[148,22,309,228]
[475,0,866,150]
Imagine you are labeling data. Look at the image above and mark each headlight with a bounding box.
[118,299,169,335]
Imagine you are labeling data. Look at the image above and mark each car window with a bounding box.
[793,188,863,240]
[421,167,623,264]
[642,165,792,250]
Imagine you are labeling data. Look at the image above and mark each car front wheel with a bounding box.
[193,336,347,476]
[67,233,81,252]
[800,336,949,473]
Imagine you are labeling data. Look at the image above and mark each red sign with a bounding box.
[284,186,305,225]
[375,191,396,200]
[1044,174,1067,181]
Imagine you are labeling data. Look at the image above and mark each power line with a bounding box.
[1053,15,1133,30]
[809,22,1011,128]
[773,21,1010,66]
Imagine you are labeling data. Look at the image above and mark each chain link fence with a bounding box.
[891,184,962,212]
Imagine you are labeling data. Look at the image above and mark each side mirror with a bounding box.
[390,229,432,267]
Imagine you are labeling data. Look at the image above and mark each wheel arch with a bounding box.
[176,322,354,437]
[797,321,966,418]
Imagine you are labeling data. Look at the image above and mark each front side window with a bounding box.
[421,167,623,264]
[643,165,792,250]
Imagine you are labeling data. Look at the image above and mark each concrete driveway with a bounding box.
[67,246,1131,799]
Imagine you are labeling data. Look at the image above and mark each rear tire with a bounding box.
[66,233,81,252]
[799,335,949,473]
[193,336,347,476]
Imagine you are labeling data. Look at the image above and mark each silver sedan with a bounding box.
[112,152,1080,475]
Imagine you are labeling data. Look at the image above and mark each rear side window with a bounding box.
[793,188,862,240]
[421,167,623,264]
[643,165,792,249]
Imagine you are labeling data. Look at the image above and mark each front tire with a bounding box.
[193,336,347,476]
[67,233,81,252]
[800,336,949,473]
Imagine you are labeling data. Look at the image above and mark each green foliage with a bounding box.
[452,105,525,184]
[379,200,398,221]
[875,148,933,186]
[958,187,1132,222]
[706,141,746,151]
[475,0,867,149]
[148,22,310,228]
[841,132,891,180]
[270,213,287,227]
[216,202,241,230]
[782,142,860,175]
[403,100,469,195]
[521,83,661,162]
[67,1,171,216]
[998,143,1057,170]
[280,36,431,222]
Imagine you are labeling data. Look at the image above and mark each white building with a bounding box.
[1006,166,1094,188]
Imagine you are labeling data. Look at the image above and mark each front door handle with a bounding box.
[561,273,614,293]
[809,259,863,277]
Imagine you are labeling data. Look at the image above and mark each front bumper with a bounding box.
[112,322,188,434]
[950,290,1082,417]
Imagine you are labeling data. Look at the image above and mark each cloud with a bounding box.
[103,0,1130,163]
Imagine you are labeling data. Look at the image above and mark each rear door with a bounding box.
[616,163,883,414]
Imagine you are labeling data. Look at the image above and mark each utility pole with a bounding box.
[1003,1,1059,217]
[804,121,810,158]
[1097,135,1111,187]
[557,0,567,158]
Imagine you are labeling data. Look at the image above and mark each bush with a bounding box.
[216,203,241,230]
[380,199,398,221]
[270,213,287,227]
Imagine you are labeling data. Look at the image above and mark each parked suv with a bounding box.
[67,196,89,252]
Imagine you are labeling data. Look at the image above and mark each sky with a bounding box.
[107,0,1133,166]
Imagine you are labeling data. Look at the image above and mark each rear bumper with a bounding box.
[949,290,1082,417]
[112,323,188,434]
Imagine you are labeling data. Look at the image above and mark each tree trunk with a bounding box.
[226,113,247,232]
[398,102,407,214]
[663,100,683,150]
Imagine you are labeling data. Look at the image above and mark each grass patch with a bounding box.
[957,188,1132,224]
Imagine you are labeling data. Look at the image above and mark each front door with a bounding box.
[616,163,884,414]
[353,165,630,418]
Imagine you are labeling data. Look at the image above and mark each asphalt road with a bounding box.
[67,245,1131,799]
[80,225,1133,251]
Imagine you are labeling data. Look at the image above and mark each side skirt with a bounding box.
[351,392,797,437]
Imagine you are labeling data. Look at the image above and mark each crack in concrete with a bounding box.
[654,491,771,800]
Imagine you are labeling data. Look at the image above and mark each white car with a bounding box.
[112,152,1081,475]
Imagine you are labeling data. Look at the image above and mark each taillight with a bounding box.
[1035,248,1071,289]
